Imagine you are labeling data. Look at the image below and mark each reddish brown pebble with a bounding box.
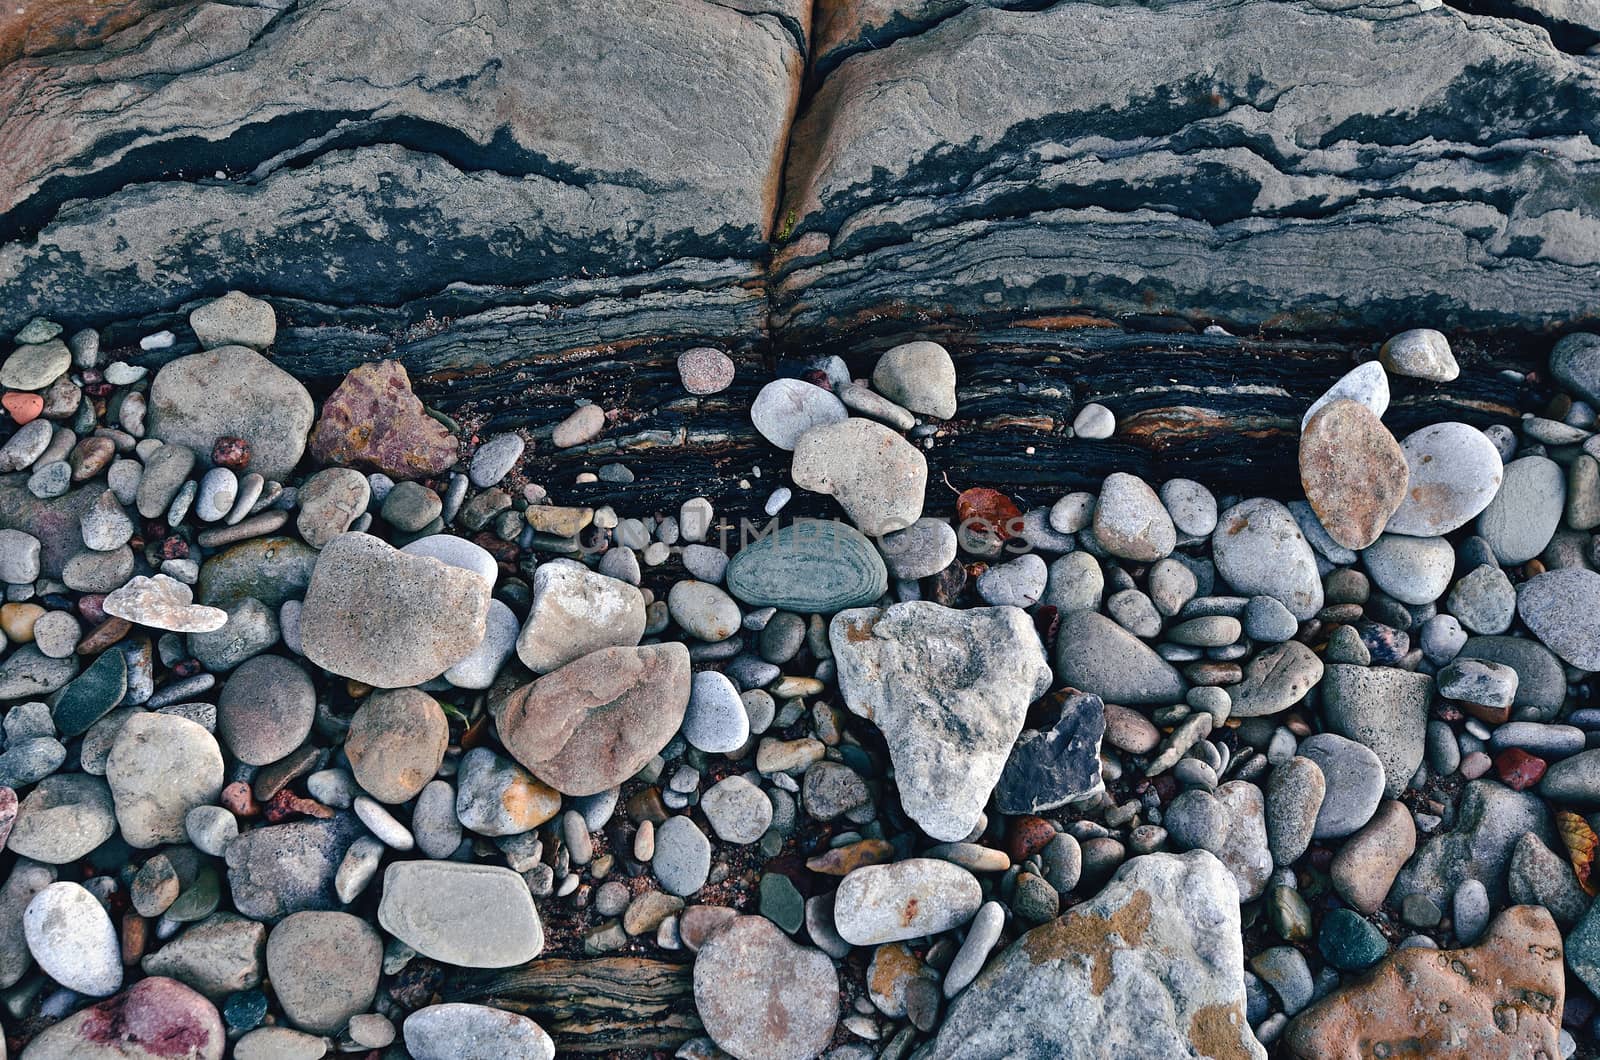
[262,789,335,823]
[76,594,108,624]
[677,347,736,396]
[1495,748,1547,791]
[220,781,259,817]
[77,616,132,656]
[1462,701,1512,725]
[211,435,252,470]
[2,391,42,424]
[806,839,896,876]
[1006,816,1056,861]
[120,913,148,965]
[1299,399,1408,550]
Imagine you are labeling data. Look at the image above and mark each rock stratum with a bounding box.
[3,0,1598,358]
[0,1,1596,505]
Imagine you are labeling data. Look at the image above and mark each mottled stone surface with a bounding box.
[923,851,1262,1059]
[494,643,691,796]
[831,602,1051,841]
[1284,906,1563,1060]
[309,362,458,480]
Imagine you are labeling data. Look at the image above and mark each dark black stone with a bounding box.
[994,690,1106,815]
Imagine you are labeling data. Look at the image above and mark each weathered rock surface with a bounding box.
[1392,779,1555,907]
[18,975,225,1060]
[377,860,543,968]
[494,643,692,796]
[831,602,1051,841]
[923,850,1262,1059]
[299,532,490,688]
[693,915,838,1060]
[776,0,1600,345]
[1284,906,1563,1060]
[0,0,805,360]
[146,347,314,481]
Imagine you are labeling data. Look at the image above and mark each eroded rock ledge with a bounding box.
[3,0,1598,358]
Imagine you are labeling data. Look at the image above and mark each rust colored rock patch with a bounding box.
[309,361,458,481]
[1283,905,1564,1059]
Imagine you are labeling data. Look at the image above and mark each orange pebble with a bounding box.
[1,392,43,424]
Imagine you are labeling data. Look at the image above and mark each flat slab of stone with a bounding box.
[299,532,490,688]
[725,520,888,613]
[921,850,1262,1059]
[377,861,542,968]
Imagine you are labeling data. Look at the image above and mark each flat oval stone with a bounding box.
[1476,455,1564,565]
[1299,733,1386,840]
[725,520,887,613]
[1362,533,1454,605]
[218,655,316,766]
[404,1004,554,1060]
[834,859,982,945]
[1213,498,1324,621]
[51,646,128,738]
[1518,568,1600,671]
[377,861,542,968]
[1093,473,1175,561]
[106,712,225,848]
[1299,399,1406,550]
[751,378,848,450]
[1385,423,1504,536]
[25,881,122,996]
[1228,641,1324,718]
[493,643,691,796]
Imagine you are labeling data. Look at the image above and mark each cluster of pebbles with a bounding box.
[0,297,1598,1059]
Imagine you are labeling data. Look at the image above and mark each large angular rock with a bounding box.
[146,347,314,481]
[922,850,1263,1059]
[774,0,1600,343]
[299,532,491,688]
[1285,906,1563,1060]
[493,643,691,796]
[830,602,1052,841]
[994,690,1105,814]
[516,559,646,674]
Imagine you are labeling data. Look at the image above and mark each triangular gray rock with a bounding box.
[831,602,1051,842]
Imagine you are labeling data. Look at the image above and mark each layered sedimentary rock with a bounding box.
[775,0,1600,344]
[0,0,806,361]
